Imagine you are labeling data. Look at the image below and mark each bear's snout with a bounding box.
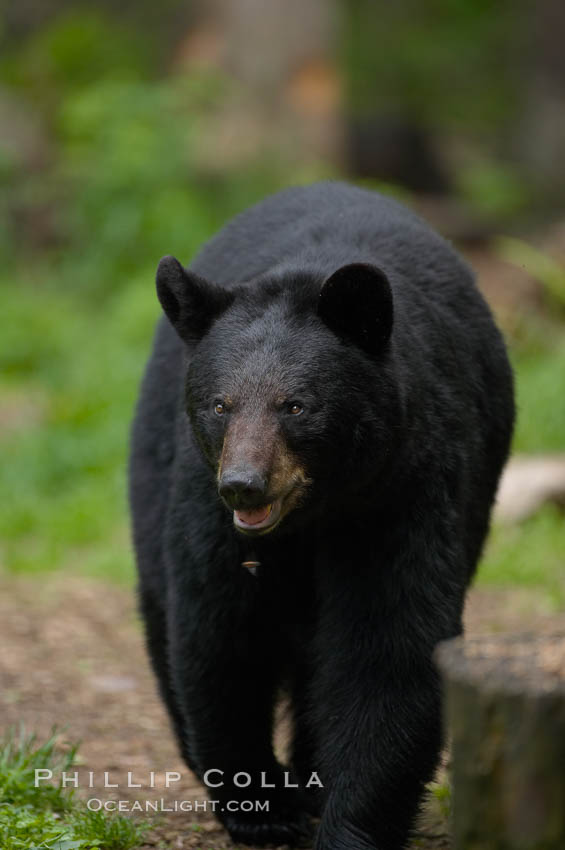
[218,467,268,511]
[216,416,309,534]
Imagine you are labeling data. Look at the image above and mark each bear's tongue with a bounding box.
[235,504,272,526]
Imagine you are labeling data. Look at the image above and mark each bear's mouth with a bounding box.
[233,498,283,535]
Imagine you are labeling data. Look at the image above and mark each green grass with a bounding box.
[511,334,565,453]
[0,728,149,849]
[1,269,159,582]
[478,505,565,609]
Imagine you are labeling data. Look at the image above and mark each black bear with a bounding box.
[129,181,514,850]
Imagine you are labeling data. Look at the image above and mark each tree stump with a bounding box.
[435,633,565,850]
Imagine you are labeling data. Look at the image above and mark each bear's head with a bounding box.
[156,256,399,536]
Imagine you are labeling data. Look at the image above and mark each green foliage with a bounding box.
[457,162,530,219]
[0,728,76,813]
[496,237,565,312]
[430,780,452,819]
[54,73,224,292]
[511,335,565,454]
[0,271,158,580]
[1,9,150,99]
[0,807,77,850]
[68,809,149,849]
[341,0,523,132]
[0,804,148,850]
[340,0,538,216]
[479,506,565,608]
[0,9,291,290]
[0,728,149,850]
[476,326,565,606]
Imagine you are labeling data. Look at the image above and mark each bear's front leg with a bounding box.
[311,530,465,850]
[166,563,313,847]
[313,665,442,850]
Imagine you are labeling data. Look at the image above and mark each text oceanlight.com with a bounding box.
[86,798,270,813]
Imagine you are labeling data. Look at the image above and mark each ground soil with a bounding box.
[1,573,564,850]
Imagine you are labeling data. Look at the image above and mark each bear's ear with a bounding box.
[318,262,393,355]
[156,256,233,344]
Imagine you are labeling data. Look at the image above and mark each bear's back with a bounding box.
[189,181,466,291]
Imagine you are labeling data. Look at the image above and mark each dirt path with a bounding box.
[1,572,564,850]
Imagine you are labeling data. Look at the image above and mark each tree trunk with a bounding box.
[178,0,342,167]
[436,633,565,850]
[514,0,565,204]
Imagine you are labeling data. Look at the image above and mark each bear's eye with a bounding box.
[289,402,304,416]
[214,401,226,417]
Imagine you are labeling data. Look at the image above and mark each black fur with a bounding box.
[129,181,514,849]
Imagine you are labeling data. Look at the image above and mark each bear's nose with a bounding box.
[218,468,268,510]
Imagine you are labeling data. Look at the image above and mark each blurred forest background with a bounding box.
[1,0,564,606]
